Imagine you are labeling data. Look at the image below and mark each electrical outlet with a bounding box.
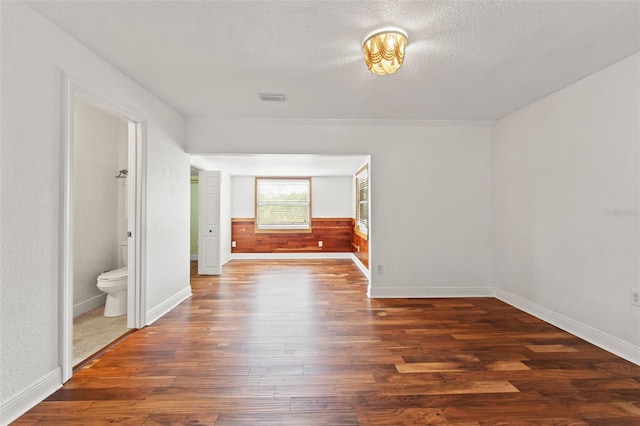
[377,264,384,274]
[631,289,640,307]
[318,241,323,247]
[231,241,236,248]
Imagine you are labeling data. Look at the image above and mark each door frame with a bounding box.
[60,76,148,382]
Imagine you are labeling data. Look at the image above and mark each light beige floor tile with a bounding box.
[73,306,128,366]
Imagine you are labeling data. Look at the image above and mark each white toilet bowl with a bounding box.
[97,267,128,317]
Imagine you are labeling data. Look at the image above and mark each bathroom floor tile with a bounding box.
[73,306,128,366]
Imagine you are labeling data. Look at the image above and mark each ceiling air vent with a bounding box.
[258,93,287,102]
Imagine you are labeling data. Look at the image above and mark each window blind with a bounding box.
[356,167,368,235]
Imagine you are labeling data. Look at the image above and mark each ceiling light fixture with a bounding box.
[362,27,407,75]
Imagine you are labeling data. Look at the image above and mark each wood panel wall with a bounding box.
[352,230,369,269]
[232,218,354,253]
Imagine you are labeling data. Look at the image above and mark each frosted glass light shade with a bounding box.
[362,28,407,75]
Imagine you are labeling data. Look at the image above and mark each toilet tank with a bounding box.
[120,240,128,267]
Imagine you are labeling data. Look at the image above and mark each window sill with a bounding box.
[354,227,368,240]
[254,227,312,234]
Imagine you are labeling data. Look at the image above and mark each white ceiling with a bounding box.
[190,154,368,176]
[27,1,639,121]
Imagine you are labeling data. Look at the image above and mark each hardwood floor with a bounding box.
[14,260,640,425]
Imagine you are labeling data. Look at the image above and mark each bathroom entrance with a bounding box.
[71,98,131,367]
[61,78,146,382]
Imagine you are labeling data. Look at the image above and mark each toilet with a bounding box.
[97,241,128,317]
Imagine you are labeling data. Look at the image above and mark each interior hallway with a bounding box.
[14,259,640,425]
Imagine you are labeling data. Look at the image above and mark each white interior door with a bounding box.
[198,170,221,275]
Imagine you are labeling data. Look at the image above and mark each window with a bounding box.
[355,165,368,237]
[255,178,311,231]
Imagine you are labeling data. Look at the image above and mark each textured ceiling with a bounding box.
[27,0,640,121]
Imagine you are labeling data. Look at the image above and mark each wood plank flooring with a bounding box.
[14,259,640,425]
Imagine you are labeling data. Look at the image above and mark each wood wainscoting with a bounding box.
[231,218,354,253]
[352,230,369,269]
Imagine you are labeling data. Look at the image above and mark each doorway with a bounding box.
[61,78,146,382]
[189,154,372,286]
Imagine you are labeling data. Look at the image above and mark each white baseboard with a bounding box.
[0,368,62,426]
[351,254,370,280]
[73,293,107,317]
[145,286,192,326]
[190,254,198,261]
[369,285,495,298]
[495,289,640,366]
[230,252,354,260]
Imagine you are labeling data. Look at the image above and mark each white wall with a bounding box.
[0,1,190,421]
[231,176,254,217]
[73,99,125,316]
[311,176,353,218]
[493,53,640,362]
[188,120,495,297]
[116,119,128,260]
[230,175,353,218]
